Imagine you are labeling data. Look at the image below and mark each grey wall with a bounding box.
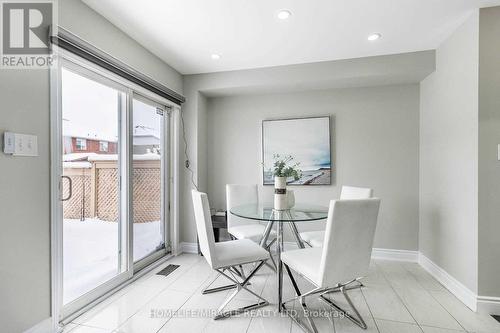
[0,1,182,332]
[181,51,434,244]
[206,85,420,250]
[419,12,479,293]
[478,6,500,298]
[0,69,52,333]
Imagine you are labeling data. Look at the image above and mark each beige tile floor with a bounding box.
[64,254,500,333]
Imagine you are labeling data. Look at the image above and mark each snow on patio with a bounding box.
[63,218,163,304]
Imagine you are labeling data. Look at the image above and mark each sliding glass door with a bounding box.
[57,57,172,319]
[61,66,128,309]
[132,97,168,264]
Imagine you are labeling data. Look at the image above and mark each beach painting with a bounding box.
[262,116,332,185]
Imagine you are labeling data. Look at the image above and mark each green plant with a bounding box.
[271,154,302,180]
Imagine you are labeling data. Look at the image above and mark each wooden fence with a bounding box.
[63,160,161,223]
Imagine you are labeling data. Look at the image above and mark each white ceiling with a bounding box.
[83,0,500,75]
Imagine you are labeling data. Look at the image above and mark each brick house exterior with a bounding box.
[64,137,117,154]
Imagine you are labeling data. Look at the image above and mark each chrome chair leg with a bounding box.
[319,285,367,329]
[237,265,246,279]
[201,259,265,316]
[202,269,238,294]
[229,266,243,278]
[321,278,364,294]
[282,265,368,332]
[202,267,252,294]
[282,264,320,333]
[213,260,269,320]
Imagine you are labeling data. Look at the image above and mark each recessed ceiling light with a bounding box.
[211,54,221,60]
[368,33,382,41]
[277,10,292,20]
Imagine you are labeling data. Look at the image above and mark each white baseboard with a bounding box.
[477,295,500,315]
[179,242,418,262]
[418,253,477,312]
[180,242,198,254]
[23,317,55,333]
[372,248,419,262]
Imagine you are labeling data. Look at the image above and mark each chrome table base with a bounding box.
[259,209,306,313]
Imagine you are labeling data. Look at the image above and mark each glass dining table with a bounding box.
[230,203,329,312]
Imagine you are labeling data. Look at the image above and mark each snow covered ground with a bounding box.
[63,218,163,304]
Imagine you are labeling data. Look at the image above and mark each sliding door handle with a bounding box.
[61,176,73,202]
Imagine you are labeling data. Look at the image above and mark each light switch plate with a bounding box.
[3,132,15,154]
[3,132,38,156]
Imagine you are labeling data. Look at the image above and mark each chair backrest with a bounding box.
[319,198,380,287]
[226,184,258,228]
[340,186,373,199]
[191,190,217,268]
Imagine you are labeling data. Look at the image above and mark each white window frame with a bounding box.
[50,46,181,328]
[99,140,108,152]
[75,137,87,150]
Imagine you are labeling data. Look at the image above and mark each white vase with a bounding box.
[274,176,287,210]
[287,190,295,208]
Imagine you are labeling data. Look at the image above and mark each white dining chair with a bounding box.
[281,198,380,332]
[192,190,270,319]
[226,184,277,265]
[299,186,373,247]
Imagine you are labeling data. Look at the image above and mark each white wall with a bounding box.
[206,85,420,250]
[60,0,182,92]
[478,6,500,298]
[419,12,479,293]
[0,1,182,332]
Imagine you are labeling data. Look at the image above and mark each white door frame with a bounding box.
[50,47,181,328]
